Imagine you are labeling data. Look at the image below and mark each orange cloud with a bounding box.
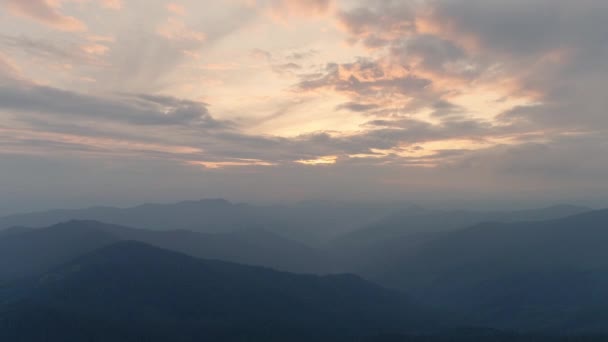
[295,155,337,165]
[167,3,186,16]
[100,0,121,10]
[258,0,334,22]
[157,17,206,42]
[4,0,87,32]
[81,43,109,56]
[188,159,275,169]
[0,126,202,156]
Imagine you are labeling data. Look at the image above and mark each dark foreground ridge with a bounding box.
[0,240,436,341]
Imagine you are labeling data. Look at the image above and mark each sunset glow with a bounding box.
[1,0,607,209]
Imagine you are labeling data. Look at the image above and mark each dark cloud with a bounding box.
[337,1,417,48]
[424,0,608,132]
[272,62,302,75]
[286,49,318,60]
[389,34,477,79]
[0,77,226,128]
[430,0,608,57]
[336,102,379,112]
[298,59,432,97]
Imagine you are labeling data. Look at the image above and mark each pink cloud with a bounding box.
[157,17,206,42]
[252,0,334,21]
[4,0,87,32]
[0,53,22,80]
[81,43,110,56]
[166,3,186,16]
[100,0,122,10]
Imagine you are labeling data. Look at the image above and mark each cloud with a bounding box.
[298,59,431,96]
[250,48,272,62]
[4,0,87,32]
[336,102,378,113]
[337,1,417,48]
[0,77,226,128]
[166,3,186,16]
[0,53,21,82]
[157,17,206,42]
[272,62,302,75]
[286,49,318,60]
[422,0,608,133]
[0,34,107,66]
[100,0,122,10]
[265,0,333,18]
[2,0,608,205]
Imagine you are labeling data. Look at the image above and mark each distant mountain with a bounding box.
[1,200,589,246]
[332,204,592,249]
[368,209,608,333]
[0,220,332,282]
[0,222,117,282]
[328,205,592,272]
[0,199,396,244]
[0,241,437,341]
[0,199,262,233]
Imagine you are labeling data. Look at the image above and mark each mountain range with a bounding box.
[0,241,436,341]
[2,199,608,338]
[0,220,331,282]
[365,209,608,333]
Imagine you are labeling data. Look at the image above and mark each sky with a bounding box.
[1,0,608,213]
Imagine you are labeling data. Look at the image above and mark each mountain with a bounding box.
[0,220,332,282]
[0,199,262,233]
[85,220,333,273]
[0,241,437,341]
[0,226,33,237]
[0,199,396,244]
[0,222,118,282]
[367,209,608,333]
[328,205,592,273]
[332,204,591,249]
[1,199,588,246]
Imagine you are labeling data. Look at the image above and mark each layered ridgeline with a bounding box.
[0,241,437,342]
[0,199,396,244]
[0,220,332,281]
[327,204,591,277]
[0,199,588,245]
[2,201,608,337]
[361,209,608,333]
[1,239,605,341]
[331,204,590,250]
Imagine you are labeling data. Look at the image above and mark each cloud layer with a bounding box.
[1,0,607,210]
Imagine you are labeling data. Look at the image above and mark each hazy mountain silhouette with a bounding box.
[0,220,332,282]
[0,241,437,341]
[329,205,592,273]
[0,226,33,237]
[2,199,607,337]
[0,199,397,244]
[332,204,591,249]
[0,222,118,282]
[366,209,608,333]
[0,199,260,232]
